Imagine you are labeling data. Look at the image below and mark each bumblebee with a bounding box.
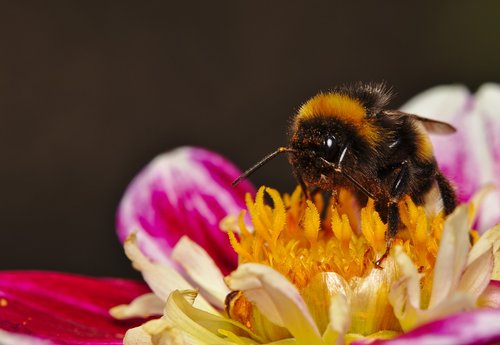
[233,82,457,238]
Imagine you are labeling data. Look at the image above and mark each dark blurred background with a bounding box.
[1,2,499,279]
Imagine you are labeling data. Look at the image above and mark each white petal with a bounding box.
[389,247,423,331]
[125,319,188,345]
[0,330,54,345]
[390,246,476,331]
[429,205,470,308]
[142,318,187,345]
[394,246,422,308]
[467,224,500,266]
[124,233,216,313]
[172,236,230,309]
[124,325,154,345]
[400,85,470,123]
[226,263,323,345]
[110,293,164,320]
[458,249,494,300]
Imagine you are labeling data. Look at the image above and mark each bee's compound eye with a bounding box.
[323,136,338,162]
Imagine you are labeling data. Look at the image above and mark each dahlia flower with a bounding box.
[117,147,500,345]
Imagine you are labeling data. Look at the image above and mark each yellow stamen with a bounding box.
[227,186,446,338]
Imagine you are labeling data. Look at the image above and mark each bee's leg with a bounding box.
[387,160,410,238]
[435,171,457,215]
[293,171,311,199]
[375,160,410,269]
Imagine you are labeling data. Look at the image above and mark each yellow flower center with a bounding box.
[226,186,457,339]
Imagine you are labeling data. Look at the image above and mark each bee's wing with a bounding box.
[382,110,456,135]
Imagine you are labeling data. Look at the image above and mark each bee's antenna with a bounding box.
[232,147,296,187]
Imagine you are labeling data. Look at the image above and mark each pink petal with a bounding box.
[116,147,255,275]
[400,85,477,203]
[354,308,500,345]
[474,84,500,230]
[0,271,149,345]
[401,84,500,231]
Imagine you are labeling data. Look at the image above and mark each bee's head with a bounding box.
[289,117,346,186]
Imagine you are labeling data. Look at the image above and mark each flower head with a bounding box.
[120,147,500,345]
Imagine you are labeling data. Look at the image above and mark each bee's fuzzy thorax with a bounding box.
[297,93,367,124]
[295,82,392,124]
[336,81,393,116]
[293,82,393,145]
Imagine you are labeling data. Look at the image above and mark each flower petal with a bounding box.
[125,318,190,345]
[429,205,470,308]
[110,293,164,320]
[478,280,500,308]
[171,236,230,309]
[162,290,261,345]
[349,256,401,335]
[400,85,478,203]
[390,246,475,331]
[322,293,350,345]
[0,271,149,345]
[226,263,323,345]
[468,224,500,266]
[458,249,493,301]
[123,233,216,314]
[355,308,500,345]
[400,84,471,124]
[389,247,423,331]
[123,325,154,345]
[474,83,500,230]
[401,83,500,231]
[116,147,255,274]
[0,329,55,345]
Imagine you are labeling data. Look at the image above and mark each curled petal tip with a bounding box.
[116,146,255,274]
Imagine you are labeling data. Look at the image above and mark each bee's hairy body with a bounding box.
[288,82,457,237]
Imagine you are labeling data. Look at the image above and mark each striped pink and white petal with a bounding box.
[474,84,500,231]
[0,271,149,345]
[401,83,500,231]
[116,147,255,275]
[354,308,500,345]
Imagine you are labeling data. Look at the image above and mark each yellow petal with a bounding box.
[226,263,323,345]
[302,272,351,335]
[349,257,401,335]
[163,290,261,345]
[494,249,500,281]
[322,293,350,345]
